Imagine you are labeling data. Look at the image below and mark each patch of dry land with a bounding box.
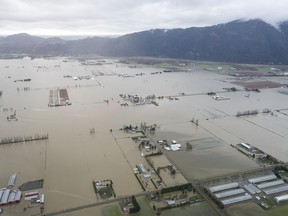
[227,202,266,216]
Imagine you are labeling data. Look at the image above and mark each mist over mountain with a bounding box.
[1,19,288,64]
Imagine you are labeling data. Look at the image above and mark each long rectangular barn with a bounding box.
[248,174,277,184]
[49,88,71,107]
[208,182,239,193]
[221,194,253,206]
[214,189,245,199]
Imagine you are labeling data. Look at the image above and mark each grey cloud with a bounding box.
[0,0,288,35]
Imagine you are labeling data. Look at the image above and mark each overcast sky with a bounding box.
[1,0,288,36]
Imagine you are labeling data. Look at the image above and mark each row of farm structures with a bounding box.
[203,165,288,210]
[233,142,283,166]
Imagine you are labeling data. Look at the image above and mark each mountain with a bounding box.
[0,33,44,53]
[32,37,67,54]
[65,36,111,54]
[104,19,288,64]
[1,19,288,64]
[279,21,288,38]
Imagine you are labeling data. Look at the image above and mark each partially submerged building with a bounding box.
[49,88,71,107]
[0,189,21,205]
[7,173,16,188]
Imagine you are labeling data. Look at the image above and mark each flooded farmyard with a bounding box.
[1,57,288,215]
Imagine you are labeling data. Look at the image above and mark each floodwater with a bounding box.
[1,57,288,214]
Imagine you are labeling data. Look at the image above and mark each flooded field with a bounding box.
[147,122,259,180]
[1,57,288,215]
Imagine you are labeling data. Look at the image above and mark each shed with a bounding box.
[138,164,147,174]
[40,194,45,204]
[263,185,288,195]
[275,194,288,203]
[166,200,176,206]
[7,173,16,187]
[248,174,277,184]
[14,191,22,202]
[221,194,252,206]
[0,189,11,205]
[208,182,239,193]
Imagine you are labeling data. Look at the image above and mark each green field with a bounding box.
[136,197,157,216]
[102,205,123,216]
[161,202,218,216]
[154,63,175,68]
[227,201,288,216]
[101,198,219,216]
[101,197,156,216]
[267,204,288,216]
[227,202,266,216]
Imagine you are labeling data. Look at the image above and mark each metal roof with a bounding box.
[243,185,255,195]
[274,194,288,203]
[214,189,245,199]
[263,185,288,195]
[0,189,21,205]
[14,191,22,202]
[240,143,251,150]
[208,182,239,193]
[257,180,284,189]
[221,194,253,206]
[0,189,11,205]
[8,191,16,203]
[248,174,277,184]
[243,184,261,194]
[0,190,3,201]
[7,173,16,187]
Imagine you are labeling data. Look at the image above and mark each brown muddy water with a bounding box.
[1,57,288,215]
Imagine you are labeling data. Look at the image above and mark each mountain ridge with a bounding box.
[1,19,288,64]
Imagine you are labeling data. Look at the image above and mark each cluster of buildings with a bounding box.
[119,94,156,105]
[158,140,182,151]
[206,173,288,208]
[0,173,45,212]
[236,142,282,165]
[0,190,21,206]
[207,182,252,207]
[0,174,22,206]
[24,191,44,204]
[48,88,71,107]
